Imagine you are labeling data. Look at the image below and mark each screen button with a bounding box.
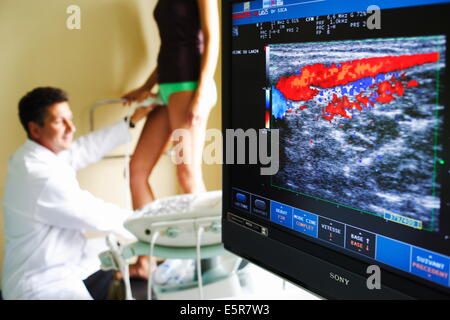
[270,201,293,228]
[345,226,376,258]
[254,199,266,210]
[236,193,247,202]
[252,197,270,219]
[318,217,345,247]
[293,208,318,238]
[376,236,411,273]
[232,189,250,212]
[411,247,450,287]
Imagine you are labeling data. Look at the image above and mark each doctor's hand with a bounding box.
[130,105,157,125]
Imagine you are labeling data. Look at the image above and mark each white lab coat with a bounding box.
[2,120,135,300]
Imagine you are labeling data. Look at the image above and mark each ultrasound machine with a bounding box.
[222,0,450,299]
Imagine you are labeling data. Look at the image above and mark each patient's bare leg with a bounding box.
[167,90,212,194]
[129,105,171,210]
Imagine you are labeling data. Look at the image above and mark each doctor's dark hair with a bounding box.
[18,87,69,138]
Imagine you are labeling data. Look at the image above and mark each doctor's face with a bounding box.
[30,102,76,154]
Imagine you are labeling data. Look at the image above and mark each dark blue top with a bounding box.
[154,0,203,83]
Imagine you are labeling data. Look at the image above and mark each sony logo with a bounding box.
[330,272,350,286]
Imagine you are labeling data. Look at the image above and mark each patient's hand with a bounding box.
[122,87,152,106]
[114,255,157,281]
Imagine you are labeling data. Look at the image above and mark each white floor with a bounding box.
[214,253,321,300]
[232,262,322,300]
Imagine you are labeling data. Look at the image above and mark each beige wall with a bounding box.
[0,0,222,284]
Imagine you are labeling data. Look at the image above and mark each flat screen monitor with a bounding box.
[222,0,450,299]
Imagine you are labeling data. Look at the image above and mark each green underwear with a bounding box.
[159,81,198,105]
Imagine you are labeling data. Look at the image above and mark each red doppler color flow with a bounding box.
[276,52,439,102]
[275,52,439,122]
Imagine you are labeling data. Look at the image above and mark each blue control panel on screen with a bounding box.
[232,188,450,288]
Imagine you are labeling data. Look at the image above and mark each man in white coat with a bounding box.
[2,87,153,299]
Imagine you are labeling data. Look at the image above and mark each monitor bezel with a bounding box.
[221,0,450,300]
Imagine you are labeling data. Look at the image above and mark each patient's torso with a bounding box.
[154,0,203,83]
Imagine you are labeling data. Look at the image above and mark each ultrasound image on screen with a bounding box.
[269,36,446,232]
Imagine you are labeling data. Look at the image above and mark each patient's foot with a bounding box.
[114,255,157,281]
